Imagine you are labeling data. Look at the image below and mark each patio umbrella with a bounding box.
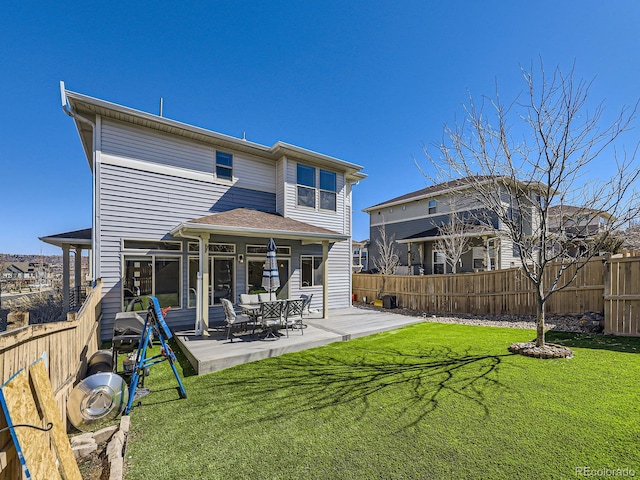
[262,238,280,301]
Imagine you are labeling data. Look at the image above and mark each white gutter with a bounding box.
[60,81,99,284]
[61,81,95,128]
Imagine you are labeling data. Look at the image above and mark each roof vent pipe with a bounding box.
[159,97,163,117]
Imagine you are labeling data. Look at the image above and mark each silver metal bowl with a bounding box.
[67,372,129,431]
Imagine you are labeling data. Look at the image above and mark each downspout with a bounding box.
[60,81,99,286]
[175,228,209,337]
[60,81,95,127]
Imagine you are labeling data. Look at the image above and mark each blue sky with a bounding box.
[2,1,639,254]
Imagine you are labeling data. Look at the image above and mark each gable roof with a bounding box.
[363,175,551,212]
[61,84,367,182]
[171,208,348,243]
[548,205,614,220]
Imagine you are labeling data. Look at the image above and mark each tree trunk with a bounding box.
[535,284,545,347]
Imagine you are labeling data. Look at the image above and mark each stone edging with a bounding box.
[70,414,130,479]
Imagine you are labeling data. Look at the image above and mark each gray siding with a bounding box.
[92,117,355,339]
[327,241,352,308]
[96,160,276,339]
[102,119,214,174]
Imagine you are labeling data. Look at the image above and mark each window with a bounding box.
[472,247,485,270]
[123,256,181,310]
[216,151,233,181]
[428,200,437,214]
[513,244,521,258]
[246,244,291,256]
[433,251,445,274]
[188,243,235,253]
[301,255,323,287]
[246,259,289,298]
[123,240,182,251]
[212,257,234,305]
[297,164,316,208]
[320,170,337,211]
[188,256,235,306]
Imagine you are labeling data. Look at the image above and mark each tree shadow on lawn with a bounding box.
[546,331,640,354]
[205,345,513,430]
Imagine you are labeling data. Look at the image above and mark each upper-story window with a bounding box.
[216,151,233,181]
[297,164,316,208]
[428,200,437,214]
[320,170,337,211]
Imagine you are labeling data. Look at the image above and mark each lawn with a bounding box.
[123,323,640,479]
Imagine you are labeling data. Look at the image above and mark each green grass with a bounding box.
[124,324,640,479]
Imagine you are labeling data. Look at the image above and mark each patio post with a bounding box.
[74,246,83,305]
[322,241,329,319]
[201,233,210,336]
[62,244,70,313]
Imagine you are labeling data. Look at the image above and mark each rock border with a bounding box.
[71,414,130,480]
[508,342,574,359]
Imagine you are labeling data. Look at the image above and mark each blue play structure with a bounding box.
[124,296,186,414]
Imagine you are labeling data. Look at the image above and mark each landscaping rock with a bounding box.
[93,425,118,445]
[508,342,574,359]
[355,302,604,334]
[70,432,95,447]
[72,440,98,460]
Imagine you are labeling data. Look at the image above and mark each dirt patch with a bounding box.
[76,442,109,480]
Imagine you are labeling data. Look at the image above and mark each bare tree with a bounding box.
[423,62,640,350]
[372,221,400,276]
[434,206,474,274]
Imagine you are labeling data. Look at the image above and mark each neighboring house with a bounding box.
[352,240,369,273]
[363,176,545,275]
[43,84,366,340]
[547,205,615,257]
[1,262,39,280]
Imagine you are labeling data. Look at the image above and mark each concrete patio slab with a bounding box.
[175,306,425,375]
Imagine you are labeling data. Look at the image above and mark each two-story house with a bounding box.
[364,177,544,275]
[46,84,366,340]
[547,205,615,257]
[352,240,369,273]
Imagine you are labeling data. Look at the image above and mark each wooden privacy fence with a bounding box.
[0,281,102,479]
[604,256,640,336]
[354,255,640,335]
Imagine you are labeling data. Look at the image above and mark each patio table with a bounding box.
[238,304,262,335]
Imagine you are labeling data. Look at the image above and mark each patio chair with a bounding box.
[259,300,284,340]
[221,298,252,342]
[283,298,305,337]
[300,293,313,315]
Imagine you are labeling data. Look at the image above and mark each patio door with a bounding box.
[211,257,234,305]
[247,259,289,299]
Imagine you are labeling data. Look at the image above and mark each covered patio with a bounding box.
[170,208,349,336]
[175,306,426,374]
[39,228,92,315]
